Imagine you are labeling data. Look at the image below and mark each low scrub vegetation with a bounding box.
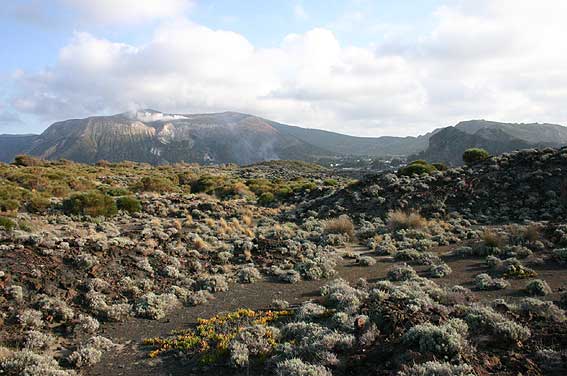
[462,148,489,165]
[323,215,355,240]
[62,191,118,217]
[387,210,427,231]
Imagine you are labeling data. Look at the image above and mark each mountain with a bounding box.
[2,114,566,165]
[0,111,430,164]
[413,120,567,165]
[269,122,432,157]
[0,134,40,163]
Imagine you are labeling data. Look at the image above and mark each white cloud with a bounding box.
[8,0,567,136]
[62,0,193,24]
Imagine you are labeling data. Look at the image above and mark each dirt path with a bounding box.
[86,244,566,376]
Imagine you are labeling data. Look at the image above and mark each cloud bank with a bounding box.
[7,0,567,136]
[62,0,193,24]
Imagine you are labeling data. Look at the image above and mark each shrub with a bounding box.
[62,191,118,217]
[275,358,332,376]
[552,248,567,264]
[276,269,301,284]
[481,229,505,248]
[17,309,43,329]
[0,350,73,375]
[462,148,489,165]
[387,211,427,231]
[387,264,418,281]
[133,176,176,193]
[497,258,537,279]
[0,217,16,231]
[399,361,474,376]
[296,301,327,320]
[399,162,436,176]
[23,330,54,351]
[13,155,43,167]
[27,195,51,213]
[102,187,130,197]
[197,275,229,292]
[324,215,355,240]
[257,192,275,206]
[525,279,552,296]
[474,273,509,290]
[134,293,179,320]
[320,279,367,314]
[323,178,338,186]
[402,319,468,358]
[0,199,20,212]
[237,266,262,283]
[116,196,142,214]
[517,298,565,322]
[357,256,376,266]
[428,263,452,278]
[67,346,102,368]
[229,325,279,367]
[462,305,530,343]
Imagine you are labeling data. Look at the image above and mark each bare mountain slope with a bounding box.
[2,113,566,165]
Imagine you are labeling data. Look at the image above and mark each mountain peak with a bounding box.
[122,110,187,123]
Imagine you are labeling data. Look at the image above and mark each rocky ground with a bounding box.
[0,151,566,375]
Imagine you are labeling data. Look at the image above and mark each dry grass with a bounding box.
[205,218,215,227]
[387,210,428,231]
[172,219,182,231]
[183,215,193,227]
[524,224,541,242]
[324,215,355,240]
[193,236,209,251]
[244,228,255,238]
[481,229,506,248]
[242,214,253,226]
[229,218,244,233]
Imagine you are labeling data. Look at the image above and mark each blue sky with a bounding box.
[1,0,566,136]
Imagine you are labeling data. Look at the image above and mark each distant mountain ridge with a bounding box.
[413,120,567,165]
[1,112,566,165]
[0,110,431,164]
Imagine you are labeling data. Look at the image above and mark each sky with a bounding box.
[1,0,567,137]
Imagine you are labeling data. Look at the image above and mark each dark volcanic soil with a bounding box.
[87,243,566,376]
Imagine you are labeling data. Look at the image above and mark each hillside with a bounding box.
[2,114,567,165]
[0,111,432,164]
[414,120,567,165]
[1,148,566,376]
[298,147,567,222]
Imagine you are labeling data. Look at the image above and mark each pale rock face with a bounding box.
[157,124,175,145]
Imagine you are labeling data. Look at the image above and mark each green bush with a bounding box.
[275,186,293,199]
[191,175,224,194]
[409,160,429,166]
[323,178,338,186]
[0,199,20,212]
[62,191,118,217]
[116,196,142,214]
[257,192,275,206]
[134,176,177,193]
[102,187,131,197]
[399,161,437,176]
[0,217,16,231]
[27,195,51,214]
[462,148,489,165]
